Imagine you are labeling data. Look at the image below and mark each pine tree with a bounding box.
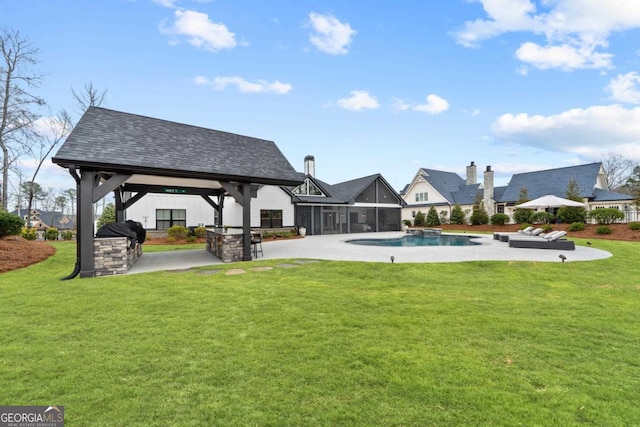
[426,206,441,226]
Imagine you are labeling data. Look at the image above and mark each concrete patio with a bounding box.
[127,232,612,274]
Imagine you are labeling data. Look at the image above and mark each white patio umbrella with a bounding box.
[516,194,586,209]
[516,194,586,223]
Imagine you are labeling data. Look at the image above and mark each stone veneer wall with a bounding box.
[206,229,245,263]
[94,237,142,277]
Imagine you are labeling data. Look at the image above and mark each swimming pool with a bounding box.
[346,234,481,247]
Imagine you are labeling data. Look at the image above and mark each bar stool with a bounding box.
[251,232,263,258]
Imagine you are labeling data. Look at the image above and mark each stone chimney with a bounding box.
[466,161,477,185]
[483,165,495,217]
[304,155,315,177]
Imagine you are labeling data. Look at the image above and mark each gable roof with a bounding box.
[416,168,485,205]
[499,163,604,202]
[52,107,301,186]
[291,173,404,205]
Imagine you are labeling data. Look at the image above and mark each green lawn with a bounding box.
[1,239,639,426]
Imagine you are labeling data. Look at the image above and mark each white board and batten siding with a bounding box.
[124,186,294,230]
[125,194,218,229]
[223,185,294,228]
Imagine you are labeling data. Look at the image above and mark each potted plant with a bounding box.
[298,226,306,237]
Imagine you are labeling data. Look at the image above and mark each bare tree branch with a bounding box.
[24,109,72,225]
[0,27,45,210]
[71,82,107,116]
[601,152,635,191]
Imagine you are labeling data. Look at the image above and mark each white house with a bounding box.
[401,161,635,223]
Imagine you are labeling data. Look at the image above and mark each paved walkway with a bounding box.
[127,232,612,275]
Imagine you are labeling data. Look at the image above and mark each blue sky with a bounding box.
[5,0,640,194]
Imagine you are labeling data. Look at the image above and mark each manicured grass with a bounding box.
[1,240,639,425]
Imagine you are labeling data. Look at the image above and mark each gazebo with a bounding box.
[52,107,301,278]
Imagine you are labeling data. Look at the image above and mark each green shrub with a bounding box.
[628,222,640,231]
[194,226,207,238]
[519,223,532,231]
[0,211,24,239]
[414,211,426,227]
[21,227,37,240]
[61,230,75,240]
[450,204,466,225]
[426,207,441,227]
[166,225,189,240]
[470,206,489,225]
[186,235,197,243]
[45,227,59,240]
[541,224,553,233]
[557,206,587,223]
[568,222,585,232]
[530,212,554,224]
[596,226,612,235]
[490,213,510,226]
[403,219,412,227]
[513,208,533,224]
[439,210,449,225]
[588,208,625,225]
[96,203,116,229]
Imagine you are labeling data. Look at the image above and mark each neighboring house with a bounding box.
[401,162,635,223]
[125,156,405,235]
[10,209,77,230]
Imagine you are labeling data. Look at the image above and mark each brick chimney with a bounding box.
[466,161,477,185]
[483,165,494,216]
[304,155,315,177]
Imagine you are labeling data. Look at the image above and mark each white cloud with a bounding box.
[454,0,538,48]
[308,12,356,55]
[32,116,72,140]
[515,41,613,70]
[454,0,640,71]
[491,104,640,161]
[413,94,450,115]
[391,98,411,111]
[336,90,379,111]
[161,10,236,52]
[394,94,450,114]
[194,75,292,94]
[607,72,640,104]
[152,0,178,8]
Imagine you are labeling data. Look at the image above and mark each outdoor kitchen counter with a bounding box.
[205,228,245,263]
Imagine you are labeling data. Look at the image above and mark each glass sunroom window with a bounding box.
[293,178,323,196]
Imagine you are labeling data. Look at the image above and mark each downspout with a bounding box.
[60,164,81,280]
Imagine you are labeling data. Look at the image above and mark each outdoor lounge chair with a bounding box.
[493,226,533,240]
[508,230,575,250]
[499,227,546,242]
[494,227,543,242]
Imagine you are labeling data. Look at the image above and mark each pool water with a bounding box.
[346,234,480,247]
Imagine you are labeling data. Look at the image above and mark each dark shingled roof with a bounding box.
[407,163,631,206]
[290,173,404,205]
[418,168,483,205]
[52,107,301,186]
[499,163,604,202]
[592,188,633,202]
